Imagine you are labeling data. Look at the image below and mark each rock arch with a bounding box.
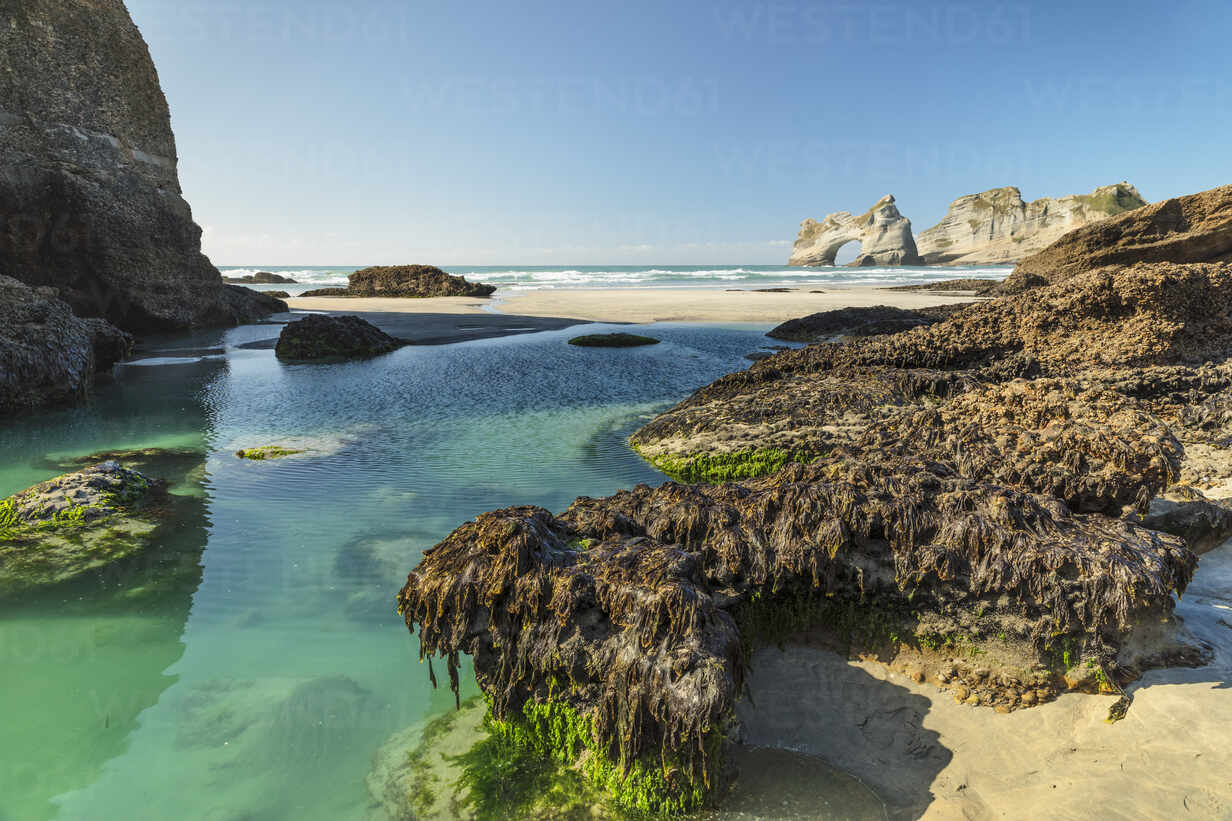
[789,194,923,267]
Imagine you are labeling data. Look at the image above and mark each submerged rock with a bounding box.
[568,333,661,348]
[274,314,406,361]
[916,183,1147,265]
[301,265,496,298]
[0,461,166,594]
[767,305,938,343]
[789,194,923,266]
[234,446,305,460]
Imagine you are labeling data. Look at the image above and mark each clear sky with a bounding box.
[126,0,1231,266]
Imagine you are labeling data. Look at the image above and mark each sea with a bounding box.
[1,264,1006,820]
[218,263,1011,296]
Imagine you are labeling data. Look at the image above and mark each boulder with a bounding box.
[767,305,938,343]
[0,276,129,415]
[0,461,165,594]
[917,183,1147,265]
[0,0,284,332]
[264,290,291,299]
[274,314,406,361]
[302,265,496,298]
[788,195,924,266]
[1013,184,1232,283]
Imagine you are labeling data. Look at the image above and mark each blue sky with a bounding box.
[127,0,1231,265]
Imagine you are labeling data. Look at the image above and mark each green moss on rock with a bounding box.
[234,446,305,461]
[633,446,821,483]
[0,461,164,595]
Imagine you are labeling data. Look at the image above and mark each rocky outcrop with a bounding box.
[0,276,131,416]
[767,305,940,343]
[1013,184,1232,282]
[274,314,406,361]
[0,0,284,332]
[916,183,1147,265]
[399,253,1232,812]
[301,265,496,298]
[788,195,923,266]
[0,460,166,594]
[222,272,297,284]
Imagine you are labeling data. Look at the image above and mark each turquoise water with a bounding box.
[218,264,1011,296]
[2,318,864,820]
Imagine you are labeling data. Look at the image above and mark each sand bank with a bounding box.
[287,285,984,326]
[738,540,1232,820]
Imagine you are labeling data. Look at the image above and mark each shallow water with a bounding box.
[1,319,883,820]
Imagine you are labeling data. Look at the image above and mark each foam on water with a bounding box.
[218,264,1011,296]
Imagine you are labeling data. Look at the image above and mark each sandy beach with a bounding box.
[287,285,985,325]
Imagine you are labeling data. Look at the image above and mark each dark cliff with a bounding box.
[0,0,282,332]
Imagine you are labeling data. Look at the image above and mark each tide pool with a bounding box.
[2,319,877,820]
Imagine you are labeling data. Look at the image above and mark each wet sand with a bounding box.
[286,285,984,328]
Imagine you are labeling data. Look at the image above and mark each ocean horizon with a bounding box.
[219,263,1012,296]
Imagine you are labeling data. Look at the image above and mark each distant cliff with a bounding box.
[788,195,923,267]
[916,183,1147,266]
[0,0,281,332]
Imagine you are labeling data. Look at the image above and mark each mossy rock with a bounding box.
[0,461,167,595]
[234,446,305,461]
[568,333,660,348]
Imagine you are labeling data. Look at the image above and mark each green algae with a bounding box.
[234,446,305,461]
[633,446,821,483]
[476,694,712,817]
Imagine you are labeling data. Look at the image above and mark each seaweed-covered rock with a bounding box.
[265,290,291,299]
[0,461,166,594]
[767,305,938,343]
[274,315,405,362]
[399,252,1232,812]
[223,272,297,284]
[568,333,660,348]
[301,265,496,298]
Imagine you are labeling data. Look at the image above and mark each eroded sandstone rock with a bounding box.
[788,195,923,266]
[1013,183,1232,283]
[917,183,1147,265]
